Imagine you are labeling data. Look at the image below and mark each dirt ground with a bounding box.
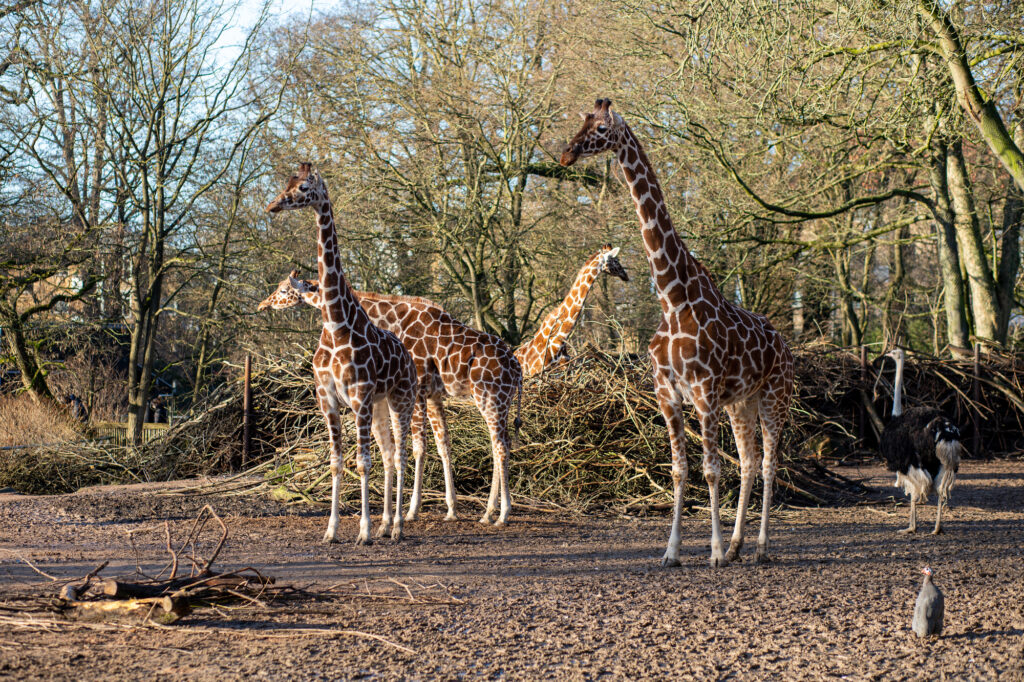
[1,460,1022,681]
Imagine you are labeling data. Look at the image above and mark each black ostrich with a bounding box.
[879,348,962,534]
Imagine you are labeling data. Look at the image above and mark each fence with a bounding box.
[92,422,170,446]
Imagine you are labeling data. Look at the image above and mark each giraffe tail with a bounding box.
[512,374,523,449]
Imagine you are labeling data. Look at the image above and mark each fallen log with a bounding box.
[64,596,191,624]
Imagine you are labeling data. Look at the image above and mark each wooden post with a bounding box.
[972,342,983,459]
[859,345,868,443]
[242,355,252,468]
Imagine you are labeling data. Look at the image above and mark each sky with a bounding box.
[217,0,337,56]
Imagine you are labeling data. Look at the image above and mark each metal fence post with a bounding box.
[242,355,252,467]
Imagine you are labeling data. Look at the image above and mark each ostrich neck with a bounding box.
[892,353,904,417]
[313,200,363,330]
[615,126,699,314]
[519,256,602,366]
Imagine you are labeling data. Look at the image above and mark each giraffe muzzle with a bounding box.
[559,144,580,167]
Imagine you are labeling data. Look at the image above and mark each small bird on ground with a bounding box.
[913,566,944,637]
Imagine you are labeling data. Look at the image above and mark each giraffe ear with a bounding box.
[600,99,612,112]
[607,247,620,258]
[288,269,300,279]
[298,162,312,178]
[578,111,589,121]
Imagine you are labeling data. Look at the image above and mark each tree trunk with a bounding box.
[927,139,970,350]
[995,123,1023,341]
[5,317,54,403]
[919,0,1024,192]
[946,140,1003,345]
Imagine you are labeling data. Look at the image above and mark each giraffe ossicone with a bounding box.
[561,99,794,568]
[266,163,419,545]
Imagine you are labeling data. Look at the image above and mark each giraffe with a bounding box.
[265,163,418,545]
[514,244,630,378]
[560,99,794,567]
[259,275,523,526]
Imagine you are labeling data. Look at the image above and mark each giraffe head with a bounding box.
[257,270,319,310]
[266,162,327,213]
[597,244,629,282]
[559,98,625,167]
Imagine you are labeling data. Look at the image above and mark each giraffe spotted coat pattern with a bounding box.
[514,244,629,378]
[266,163,418,545]
[259,276,523,526]
[561,100,794,567]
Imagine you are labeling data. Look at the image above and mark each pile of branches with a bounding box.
[152,345,1024,511]
[10,345,1024,506]
[149,348,890,510]
[42,506,283,624]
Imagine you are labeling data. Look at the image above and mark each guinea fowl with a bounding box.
[913,566,944,637]
[879,347,962,534]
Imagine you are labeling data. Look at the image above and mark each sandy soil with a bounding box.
[1,461,1022,681]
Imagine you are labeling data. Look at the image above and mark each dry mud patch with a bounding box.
[0,462,1022,680]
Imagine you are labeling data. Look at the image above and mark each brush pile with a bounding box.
[10,345,1022,505]
[139,344,1022,512]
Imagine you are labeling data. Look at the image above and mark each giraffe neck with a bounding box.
[616,125,701,312]
[312,199,364,330]
[301,287,321,309]
[519,255,603,368]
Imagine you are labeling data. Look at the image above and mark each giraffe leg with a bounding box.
[656,378,687,568]
[318,385,346,545]
[490,414,513,527]
[755,412,781,564]
[698,401,727,568]
[371,400,395,539]
[426,397,458,520]
[388,389,414,541]
[405,395,428,522]
[349,394,374,546]
[475,388,513,526]
[480,450,500,525]
[725,400,758,563]
[479,409,512,524]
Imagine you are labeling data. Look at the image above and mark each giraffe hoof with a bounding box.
[478,515,494,525]
[493,520,506,529]
[374,524,389,539]
[660,556,681,568]
[444,513,458,522]
[725,548,741,563]
[404,512,418,522]
[709,555,729,569]
[931,527,943,536]
[391,526,403,542]
[754,551,773,565]
[322,529,340,544]
[896,527,916,535]
[354,534,373,546]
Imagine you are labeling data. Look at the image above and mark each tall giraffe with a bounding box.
[561,100,794,567]
[259,274,522,526]
[514,244,630,378]
[266,163,418,545]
